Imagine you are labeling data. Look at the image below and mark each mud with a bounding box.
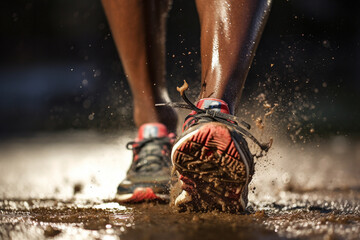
[1,189,359,240]
[0,132,359,239]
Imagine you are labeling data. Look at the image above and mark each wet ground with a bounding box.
[0,131,359,239]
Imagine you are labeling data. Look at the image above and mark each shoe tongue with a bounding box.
[196,98,230,114]
[138,123,168,140]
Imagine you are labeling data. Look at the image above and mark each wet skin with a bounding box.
[196,0,271,113]
[102,0,271,129]
[102,0,177,131]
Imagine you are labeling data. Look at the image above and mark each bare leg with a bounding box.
[195,0,272,114]
[102,0,177,132]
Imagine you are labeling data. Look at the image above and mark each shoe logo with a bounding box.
[144,126,158,138]
[203,100,221,112]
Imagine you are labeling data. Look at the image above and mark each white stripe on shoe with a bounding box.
[171,129,200,164]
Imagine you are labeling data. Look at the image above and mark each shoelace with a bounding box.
[156,80,272,154]
[126,136,174,172]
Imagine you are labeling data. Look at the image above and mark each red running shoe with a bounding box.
[115,123,175,203]
[158,81,271,212]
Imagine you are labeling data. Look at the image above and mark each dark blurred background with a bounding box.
[0,0,359,140]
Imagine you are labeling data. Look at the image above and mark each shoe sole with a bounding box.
[171,123,250,212]
[115,187,169,203]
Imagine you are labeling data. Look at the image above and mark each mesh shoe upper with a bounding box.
[126,129,174,181]
[116,123,175,201]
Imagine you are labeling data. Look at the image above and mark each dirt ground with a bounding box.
[0,131,359,240]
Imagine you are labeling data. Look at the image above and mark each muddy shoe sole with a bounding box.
[171,122,252,213]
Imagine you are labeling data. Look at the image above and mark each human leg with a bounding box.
[171,0,272,212]
[196,0,271,113]
[102,0,177,132]
[102,0,176,202]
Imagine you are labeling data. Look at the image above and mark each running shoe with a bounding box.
[115,123,175,203]
[157,81,271,212]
